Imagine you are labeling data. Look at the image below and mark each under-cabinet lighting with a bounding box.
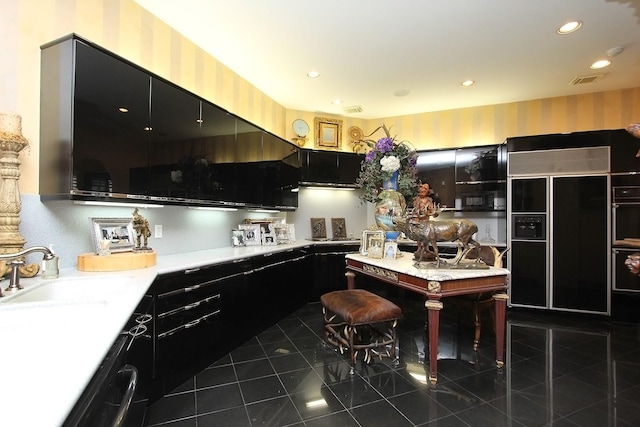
[248,209,280,213]
[74,201,164,208]
[188,206,238,212]
[302,186,356,191]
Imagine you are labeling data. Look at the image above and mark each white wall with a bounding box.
[18,195,289,269]
[286,188,370,240]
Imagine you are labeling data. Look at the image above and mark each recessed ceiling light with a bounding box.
[394,89,410,97]
[332,99,342,105]
[557,20,582,34]
[307,71,320,78]
[590,59,611,69]
[461,80,475,87]
[118,107,129,113]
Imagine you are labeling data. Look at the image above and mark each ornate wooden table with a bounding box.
[345,252,509,384]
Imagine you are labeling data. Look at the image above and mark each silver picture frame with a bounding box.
[90,217,136,254]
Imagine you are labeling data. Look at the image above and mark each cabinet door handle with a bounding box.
[184,268,201,274]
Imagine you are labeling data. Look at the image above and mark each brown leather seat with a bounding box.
[321,289,401,374]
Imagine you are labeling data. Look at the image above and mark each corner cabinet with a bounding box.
[39,34,299,210]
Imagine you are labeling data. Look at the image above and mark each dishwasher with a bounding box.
[63,296,152,427]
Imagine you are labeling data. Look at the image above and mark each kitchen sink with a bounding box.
[1,276,133,304]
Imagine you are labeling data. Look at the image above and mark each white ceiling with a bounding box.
[135,0,640,120]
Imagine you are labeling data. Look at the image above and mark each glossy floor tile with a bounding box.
[144,296,640,426]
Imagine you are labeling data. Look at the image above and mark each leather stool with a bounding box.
[321,289,402,374]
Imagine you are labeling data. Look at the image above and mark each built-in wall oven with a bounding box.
[611,182,640,292]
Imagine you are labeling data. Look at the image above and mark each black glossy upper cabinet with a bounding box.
[73,41,151,197]
[40,34,298,209]
[146,78,201,202]
[415,149,456,208]
[455,145,504,183]
[299,150,363,187]
[39,37,151,199]
[235,119,264,207]
[199,102,238,205]
[262,132,300,209]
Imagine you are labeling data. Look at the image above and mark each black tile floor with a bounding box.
[143,295,640,426]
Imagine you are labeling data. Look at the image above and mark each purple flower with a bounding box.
[409,157,417,167]
[365,150,376,162]
[374,137,394,153]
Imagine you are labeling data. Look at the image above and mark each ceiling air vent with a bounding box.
[569,74,605,85]
[343,105,363,114]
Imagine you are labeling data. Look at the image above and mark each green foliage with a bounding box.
[355,124,419,203]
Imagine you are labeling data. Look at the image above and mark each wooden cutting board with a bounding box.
[77,251,157,272]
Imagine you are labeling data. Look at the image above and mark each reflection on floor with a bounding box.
[144,295,640,426]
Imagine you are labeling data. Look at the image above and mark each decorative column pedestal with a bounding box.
[0,112,38,278]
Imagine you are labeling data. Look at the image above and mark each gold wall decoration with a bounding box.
[315,117,343,149]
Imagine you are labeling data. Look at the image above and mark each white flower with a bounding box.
[380,155,401,173]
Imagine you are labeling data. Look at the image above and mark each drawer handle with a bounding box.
[185,284,202,292]
[184,268,201,274]
[184,319,201,328]
[184,301,201,310]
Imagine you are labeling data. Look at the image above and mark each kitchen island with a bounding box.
[345,252,510,384]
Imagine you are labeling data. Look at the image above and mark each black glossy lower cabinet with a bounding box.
[148,247,312,400]
[311,244,360,300]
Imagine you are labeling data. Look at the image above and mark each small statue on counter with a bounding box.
[132,208,152,251]
[411,183,439,260]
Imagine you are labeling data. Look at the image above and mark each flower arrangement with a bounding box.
[356,124,419,203]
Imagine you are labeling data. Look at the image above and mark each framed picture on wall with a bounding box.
[314,117,343,149]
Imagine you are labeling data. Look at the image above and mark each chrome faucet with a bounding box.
[0,246,56,296]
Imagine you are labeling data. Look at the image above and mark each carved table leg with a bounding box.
[493,293,509,368]
[425,299,443,384]
[345,271,356,290]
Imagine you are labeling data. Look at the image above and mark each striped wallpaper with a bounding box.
[5,0,640,194]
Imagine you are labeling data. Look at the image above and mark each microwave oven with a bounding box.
[512,214,546,240]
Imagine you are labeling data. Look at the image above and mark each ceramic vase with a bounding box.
[374,171,406,232]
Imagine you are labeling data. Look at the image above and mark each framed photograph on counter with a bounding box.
[361,230,385,256]
[239,224,261,246]
[384,241,399,259]
[231,229,245,247]
[90,217,136,254]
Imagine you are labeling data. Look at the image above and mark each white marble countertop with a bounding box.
[345,252,510,281]
[0,241,322,427]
